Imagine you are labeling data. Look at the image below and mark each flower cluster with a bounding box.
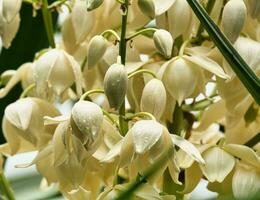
[0,0,259,199]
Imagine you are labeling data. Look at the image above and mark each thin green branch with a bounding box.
[125,112,156,121]
[128,69,157,79]
[42,0,56,48]
[80,89,104,101]
[0,172,15,200]
[101,29,121,41]
[118,1,129,136]
[126,28,157,41]
[20,83,36,99]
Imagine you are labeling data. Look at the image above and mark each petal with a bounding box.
[154,0,176,16]
[101,140,123,163]
[171,135,205,164]
[200,146,235,183]
[4,98,34,130]
[132,120,163,154]
[183,55,229,79]
[44,115,70,125]
[223,144,260,169]
[232,164,260,199]
[181,163,202,194]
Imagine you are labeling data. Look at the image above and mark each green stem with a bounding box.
[20,83,36,99]
[179,39,191,56]
[118,1,129,136]
[42,0,55,48]
[101,29,121,41]
[125,112,156,121]
[80,89,104,100]
[128,69,157,79]
[102,109,119,128]
[113,147,173,200]
[0,172,15,200]
[126,28,157,41]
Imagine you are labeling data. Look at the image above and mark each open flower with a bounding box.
[33,49,82,100]
[1,97,60,155]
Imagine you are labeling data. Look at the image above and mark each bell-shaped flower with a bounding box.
[71,100,104,150]
[104,63,128,110]
[0,13,20,48]
[2,97,60,155]
[222,0,247,43]
[33,49,82,100]
[87,35,107,69]
[1,0,22,23]
[140,78,166,119]
[153,29,173,59]
[156,0,191,39]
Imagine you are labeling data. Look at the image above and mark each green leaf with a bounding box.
[186,0,260,105]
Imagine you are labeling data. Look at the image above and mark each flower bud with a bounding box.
[2,0,22,23]
[153,29,173,59]
[138,0,155,19]
[140,78,166,119]
[104,63,128,110]
[162,57,201,105]
[131,120,163,154]
[222,0,247,43]
[71,100,103,146]
[87,35,107,69]
[86,0,104,11]
[34,49,82,100]
[0,14,20,48]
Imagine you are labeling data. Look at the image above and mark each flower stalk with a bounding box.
[0,172,15,200]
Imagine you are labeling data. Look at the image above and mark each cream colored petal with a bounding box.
[181,162,202,194]
[183,55,229,79]
[140,78,167,119]
[125,61,146,74]
[223,144,260,169]
[171,135,205,164]
[102,119,122,149]
[120,132,135,167]
[53,121,69,167]
[67,186,92,200]
[43,115,70,126]
[163,58,198,105]
[71,0,94,44]
[200,146,235,183]
[195,100,226,131]
[153,29,173,59]
[175,149,194,169]
[132,120,163,154]
[168,157,181,185]
[4,98,34,131]
[1,14,20,49]
[232,164,260,200]
[2,0,22,23]
[101,140,122,163]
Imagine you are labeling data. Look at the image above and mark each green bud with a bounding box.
[138,0,155,19]
[87,35,107,69]
[104,63,128,110]
[86,0,104,11]
[153,29,173,59]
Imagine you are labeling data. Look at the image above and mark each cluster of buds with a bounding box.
[0,0,259,199]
